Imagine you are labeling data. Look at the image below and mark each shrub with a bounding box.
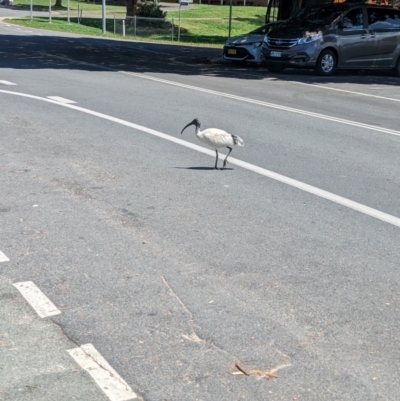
[136,2,167,19]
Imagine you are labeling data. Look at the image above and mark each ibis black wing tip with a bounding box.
[232,135,245,147]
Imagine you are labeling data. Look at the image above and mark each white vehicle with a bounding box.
[222,22,282,64]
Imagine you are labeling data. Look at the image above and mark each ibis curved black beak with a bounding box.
[181,121,195,135]
[181,118,199,134]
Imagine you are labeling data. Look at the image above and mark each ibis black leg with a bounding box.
[223,147,232,170]
[214,150,219,170]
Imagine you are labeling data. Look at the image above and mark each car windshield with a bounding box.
[288,5,346,26]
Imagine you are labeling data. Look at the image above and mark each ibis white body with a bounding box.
[181,118,244,170]
[196,127,243,149]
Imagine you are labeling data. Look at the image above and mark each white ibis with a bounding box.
[181,118,244,170]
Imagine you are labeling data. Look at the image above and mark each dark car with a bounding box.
[261,3,400,76]
[223,22,283,64]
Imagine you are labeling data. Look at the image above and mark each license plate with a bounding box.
[270,51,282,57]
[227,48,237,55]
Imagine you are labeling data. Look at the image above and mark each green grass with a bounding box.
[7,16,122,36]
[168,3,264,19]
[168,5,269,43]
[6,1,276,46]
[13,0,126,14]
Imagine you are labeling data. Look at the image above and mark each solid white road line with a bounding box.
[37,53,400,134]
[227,156,400,228]
[13,281,61,318]
[2,89,400,229]
[0,250,10,262]
[47,96,76,104]
[293,81,400,103]
[0,80,16,85]
[118,71,400,136]
[67,344,137,401]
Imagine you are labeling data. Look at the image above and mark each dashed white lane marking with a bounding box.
[0,80,17,85]
[68,344,137,401]
[0,250,10,262]
[13,281,61,318]
[47,96,76,104]
[2,89,400,229]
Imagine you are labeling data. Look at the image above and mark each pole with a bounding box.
[30,0,33,21]
[67,0,70,24]
[102,0,106,34]
[228,0,232,38]
[49,0,52,23]
[178,2,181,42]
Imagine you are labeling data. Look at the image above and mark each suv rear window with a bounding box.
[367,7,400,29]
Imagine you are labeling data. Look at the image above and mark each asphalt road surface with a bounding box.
[1,16,400,401]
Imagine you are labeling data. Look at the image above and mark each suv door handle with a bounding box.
[360,34,366,39]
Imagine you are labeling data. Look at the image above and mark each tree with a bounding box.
[126,0,138,17]
[54,0,62,7]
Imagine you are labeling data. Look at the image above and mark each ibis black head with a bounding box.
[181,118,200,134]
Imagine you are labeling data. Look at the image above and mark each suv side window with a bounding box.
[342,8,364,30]
[367,8,400,30]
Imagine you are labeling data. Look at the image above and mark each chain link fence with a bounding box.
[54,10,232,43]
[114,16,176,41]
[112,15,237,42]
[40,0,266,43]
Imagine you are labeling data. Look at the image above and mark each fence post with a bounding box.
[78,4,80,23]
[114,15,116,34]
[67,0,70,23]
[134,16,137,37]
[228,0,232,37]
[122,19,125,37]
[178,3,181,42]
[172,17,174,41]
[102,0,106,34]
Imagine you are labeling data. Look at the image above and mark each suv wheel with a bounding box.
[393,57,400,77]
[267,63,285,73]
[315,50,336,76]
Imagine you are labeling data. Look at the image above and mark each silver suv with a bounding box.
[261,3,400,76]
